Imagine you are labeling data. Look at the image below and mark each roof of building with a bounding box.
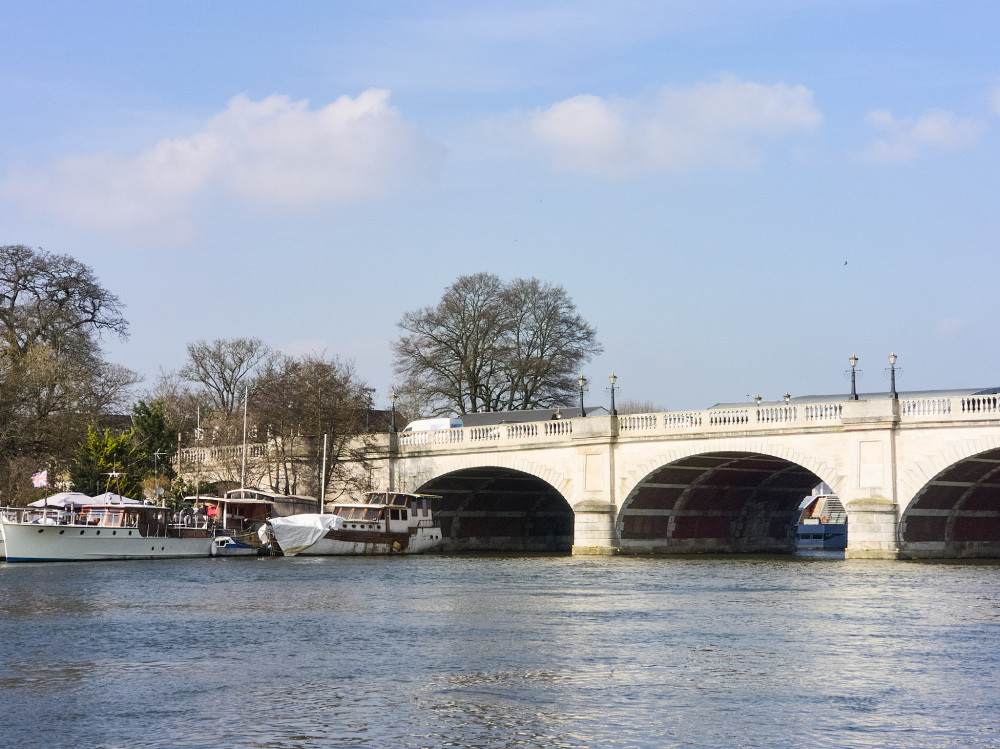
[708,387,1000,410]
[459,406,610,426]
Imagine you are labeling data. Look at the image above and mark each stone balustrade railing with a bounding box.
[399,418,576,448]
[397,395,1000,452]
[180,442,267,465]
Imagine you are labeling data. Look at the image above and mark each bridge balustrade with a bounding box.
[960,395,1000,414]
[664,412,702,429]
[804,403,843,421]
[504,423,539,439]
[394,394,1000,453]
[619,413,658,431]
[544,420,573,436]
[177,395,1000,465]
[900,398,952,417]
[899,394,1000,421]
[180,443,266,465]
[708,409,750,426]
[399,428,466,447]
[757,406,796,424]
[468,426,499,441]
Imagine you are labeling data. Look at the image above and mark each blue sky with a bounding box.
[2,1,997,411]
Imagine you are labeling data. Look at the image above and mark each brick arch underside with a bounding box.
[619,452,822,553]
[900,447,1000,558]
[417,468,574,552]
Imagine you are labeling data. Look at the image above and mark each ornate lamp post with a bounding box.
[888,353,898,399]
[578,374,586,417]
[389,390,397,433]
[608,372,618,416]
[849,354,859,400]
[784,392,790,406]
[754,394,762,407]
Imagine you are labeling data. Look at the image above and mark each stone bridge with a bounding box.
[357,392,1000,559]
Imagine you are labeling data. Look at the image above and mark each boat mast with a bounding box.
[319,433,327,515]
[240,385,248,489]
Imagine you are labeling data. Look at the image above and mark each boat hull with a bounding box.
[210,536,260,557]
[297,528,444,556]
[796,522,848,550]
[0,522,214,562]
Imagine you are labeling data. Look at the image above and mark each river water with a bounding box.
[1,553,998,748]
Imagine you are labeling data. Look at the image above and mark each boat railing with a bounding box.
[2,506,69,525]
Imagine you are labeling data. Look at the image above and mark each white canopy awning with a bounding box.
[28,492,94,508]
[89,492,143,505]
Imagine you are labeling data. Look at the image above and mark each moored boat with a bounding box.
[268,491,444,556]
[796,494,848,550]
[210,534,260,557]
[1,501,215,562]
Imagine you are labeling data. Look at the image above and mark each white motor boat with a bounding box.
[1,502,215,562]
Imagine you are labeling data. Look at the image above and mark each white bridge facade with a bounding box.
[367,393,1000,559]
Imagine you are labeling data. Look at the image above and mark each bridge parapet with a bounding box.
[898,393,1000,420]
[399,418,577,448]
[396,394,1000,456]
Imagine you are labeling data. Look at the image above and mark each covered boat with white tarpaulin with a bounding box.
[267,491,444,556]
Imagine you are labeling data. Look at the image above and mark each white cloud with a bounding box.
[524,77,822,175]
[857,108,985,163]
[0,90,441,234]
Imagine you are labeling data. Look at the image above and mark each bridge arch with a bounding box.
[617,443,833,553]
[896,434,1000,510]
[410,463,574,552]
[899,445,1000,558]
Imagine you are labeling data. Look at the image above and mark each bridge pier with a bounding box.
[844,498,899,559]
[570,500,620,555]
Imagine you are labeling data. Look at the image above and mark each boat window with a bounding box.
[390,508,400,520]
[400,509,407,520]
[364,508,380,521]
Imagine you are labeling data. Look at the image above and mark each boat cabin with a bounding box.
[328,492,438,533]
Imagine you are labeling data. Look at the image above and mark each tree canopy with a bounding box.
[0,245,136,503]
[70,426,145,499]
[393,273,603,415]
[179,337,274,418]
[253,353,376,498]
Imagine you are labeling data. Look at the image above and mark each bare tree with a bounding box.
[179,337,274,418]
[253,353,375,498]
[499,277,601,410]
[143,369,202,435]
[393,273,602,415]
[617,399,669,415]
[394,273,507,415]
